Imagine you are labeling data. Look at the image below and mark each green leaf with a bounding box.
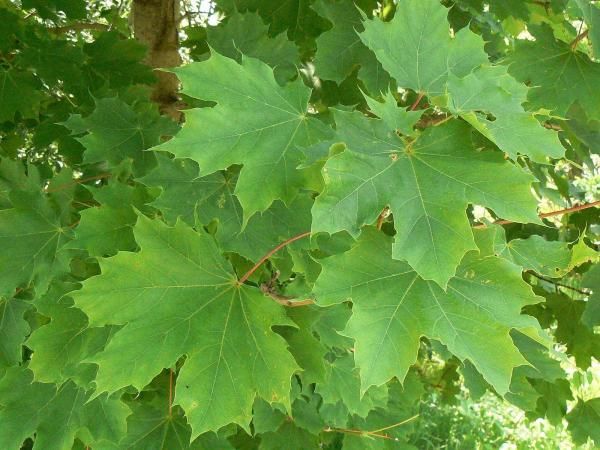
[138,153,241,227]
[582,263,600,327]
[207,11,299,80]
[27,284,114,386]
[0,296,30,368]
[316,354,388,418]
[364,90,423,136]
[68,179,150,257]
[545,292,600,369]
[360,0,488,95]
[0,68,42,123]
[156,51,330,220]
[220,194,313,261]
[312,114,539,286]
[0,367,129,450]
[72,214,299,437]
[0,191,72,296]
[22,0,86,19]
[495,235,572,277]
[312,0,390,94]
[507,25,600,120]
[121,398,234,450]
[447,65,564,162]
[313,228,543,395]
[65,97,176,174]
[567,398,600,445]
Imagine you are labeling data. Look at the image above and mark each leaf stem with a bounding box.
[168,368,173,417]
[571,28,589,50]
[241,202,599,294]
[527,271,591,295]
[237,231,311,284]
[410,92,425,111]
[368,414,420,433]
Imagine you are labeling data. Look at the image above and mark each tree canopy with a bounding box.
[0,0,599,448]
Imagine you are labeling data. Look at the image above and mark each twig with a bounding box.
[50,22,110,34]
[527,271,591,295]
[473,200,600,228]
[237,231,311,284]
[239,201,599,300]
[260,283,315,307]
[45,173,112,193]
[571,28,589,50]
[410,92,425,111]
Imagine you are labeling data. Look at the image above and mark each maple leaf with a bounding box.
[0,68,42,123]
[0,296,31,368]
[316,354,388,418]
[207,11,299,81]
[64,97,177,174]
[313,228,544,395]
[0,367,129,450]
[27,281,114,386]
[312,0,390,94]
[138,153,241,227]
[495,235,572,278]
[312,113,539,286]
[507,25,600,120]
[359,0,489,95]
[567,398,600,445]
[155,51,330,221]
[360,0,562,162]
[0,190,72,297]
[72,213,299,437]
[582,264,600,327]
[447,65,564,162]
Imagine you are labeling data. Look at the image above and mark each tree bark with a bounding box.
[132,0,182,120]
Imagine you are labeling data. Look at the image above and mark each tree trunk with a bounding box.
[132,0,182,120]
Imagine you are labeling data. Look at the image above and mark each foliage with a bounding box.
[0,0,599,448]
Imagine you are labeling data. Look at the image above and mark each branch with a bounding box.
[49,22,110,34]
[473,200,600,228]
[527,271,591,295]
[238,201,599,301]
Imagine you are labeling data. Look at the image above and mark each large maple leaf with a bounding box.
[312,113,539,286]
[156,51,329,221]
[313,228,544,395]
[72,213,299,437]
[360,0,562,162]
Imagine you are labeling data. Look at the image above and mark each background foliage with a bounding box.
[0,0,599,448]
